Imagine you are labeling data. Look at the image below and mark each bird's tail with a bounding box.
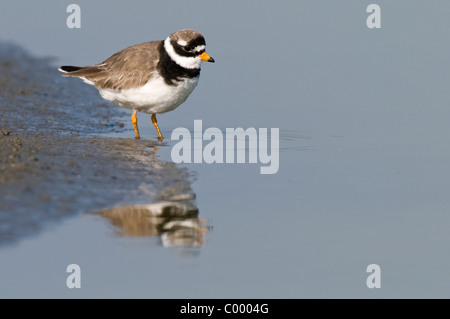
[58,65,101,86]
[58,65,82,73]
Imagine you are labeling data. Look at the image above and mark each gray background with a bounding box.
[1,0,450,298]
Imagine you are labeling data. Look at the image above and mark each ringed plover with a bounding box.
[59,29,214,141]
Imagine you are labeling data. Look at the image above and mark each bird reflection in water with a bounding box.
[98,198,211,247]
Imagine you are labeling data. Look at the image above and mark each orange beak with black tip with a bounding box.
[199,52,215,63]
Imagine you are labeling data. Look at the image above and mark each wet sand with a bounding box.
[0,42,196,246]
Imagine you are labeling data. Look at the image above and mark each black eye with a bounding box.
[184,45,193,52]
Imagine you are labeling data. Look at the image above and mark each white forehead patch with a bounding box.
[164,37,203,69]
[193,45,206,52]
[177,40,188,46]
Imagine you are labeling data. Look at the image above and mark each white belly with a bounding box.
[98,74,199,114]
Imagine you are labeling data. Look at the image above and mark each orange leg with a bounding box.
[151,114,163,141]
[131,110,140,139]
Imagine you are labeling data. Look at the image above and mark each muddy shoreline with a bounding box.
[0,42,197,246]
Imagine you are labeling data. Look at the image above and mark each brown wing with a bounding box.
[61,40,162,90]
